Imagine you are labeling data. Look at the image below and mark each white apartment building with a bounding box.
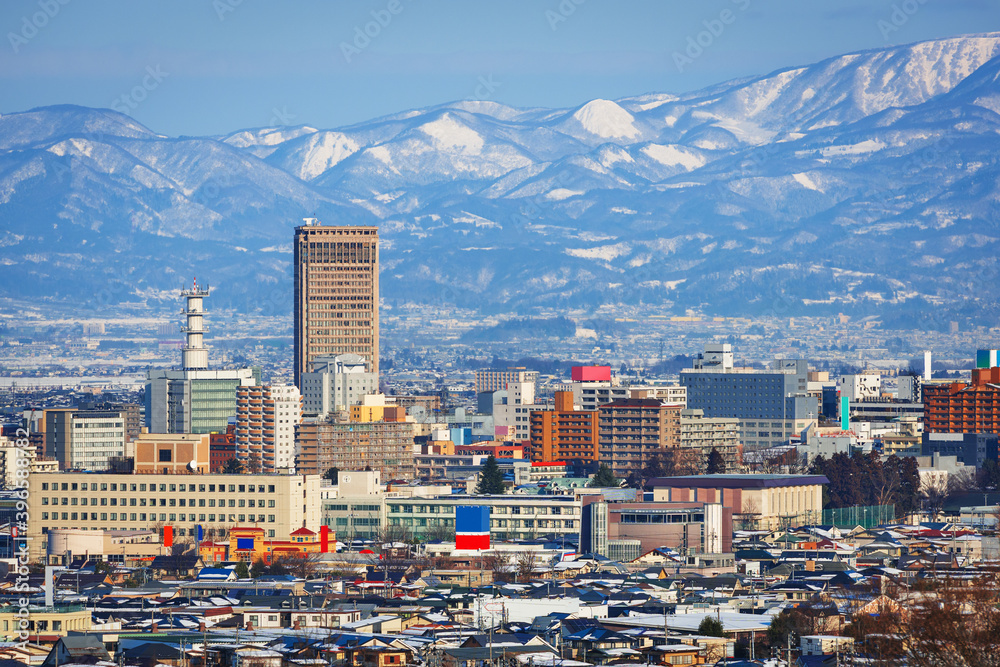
[236,384,302,472]
[839,374,882,402]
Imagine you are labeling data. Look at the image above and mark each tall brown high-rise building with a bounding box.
[294,221,379,388]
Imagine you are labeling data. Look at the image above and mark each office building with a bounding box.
[26,471,322,561]
[529,391,599,464]
[840,373,882,402]
[236,384,302,472]
[146,280,256,434]
[80,401,141,444]
[598,399,682,477]
[474,368,538,395]
[301,353,378,417]
[294,221,379,388]
[680,347,817,449]
[581,500,728,557]
[44,408,128,471]
[921,432,999,468]
[486,375,544,442]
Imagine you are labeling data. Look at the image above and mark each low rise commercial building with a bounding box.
[581,499,729,558]
[133,432,211,474]
[26,471,322,561]
[650,474,828,530]
[385,495,580,543]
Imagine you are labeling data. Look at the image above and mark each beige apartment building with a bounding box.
[294,222,379,388]
[26,471,322,561]
[679,409,740,471]
[650,474,827,530]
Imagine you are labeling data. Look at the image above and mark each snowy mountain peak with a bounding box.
[567,99,640,140]
[3,33,1000,326]
[418,113,484,153]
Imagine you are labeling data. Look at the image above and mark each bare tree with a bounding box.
[376,523,414,593]
[274,552,321,579]
[515,551,535,583]
[735,498,761,531]
[922,485,947,521]
[482,551,513,584]
[947,467,979,497]
[903,569,1000,667]
[424,520,455,543]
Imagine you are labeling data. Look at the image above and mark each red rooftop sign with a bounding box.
[571,366,611,382]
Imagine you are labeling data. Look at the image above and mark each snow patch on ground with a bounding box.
[793,172,821,191]
[818,139,886,157]
[546,188,585,201]
[641,144,705,170]
[565,242,631,261]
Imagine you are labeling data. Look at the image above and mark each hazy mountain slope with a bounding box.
[1,33,999,328]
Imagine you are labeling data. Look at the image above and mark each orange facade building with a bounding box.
[924,366,1000,434]
[529,391,600,464]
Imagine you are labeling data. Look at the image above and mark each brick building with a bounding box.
[598,399,681,477]
[529,391,599,464]
[296,418,416,480]
[924,366,1000,435]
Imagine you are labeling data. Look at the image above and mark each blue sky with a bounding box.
[2,0,997,136]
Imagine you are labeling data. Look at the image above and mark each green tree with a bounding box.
[767,609,797,647]
[222,457,244,474]
[698,615,725,637]
[250,558,267,578]
[475,455,506,494]
[234,561,250,579]
[324,467,340,484]
[588,463,619,488]
[706,448,726,474]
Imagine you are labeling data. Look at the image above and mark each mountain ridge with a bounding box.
[1,32,999,328]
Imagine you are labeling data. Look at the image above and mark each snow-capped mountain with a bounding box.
[2,33,999,327]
